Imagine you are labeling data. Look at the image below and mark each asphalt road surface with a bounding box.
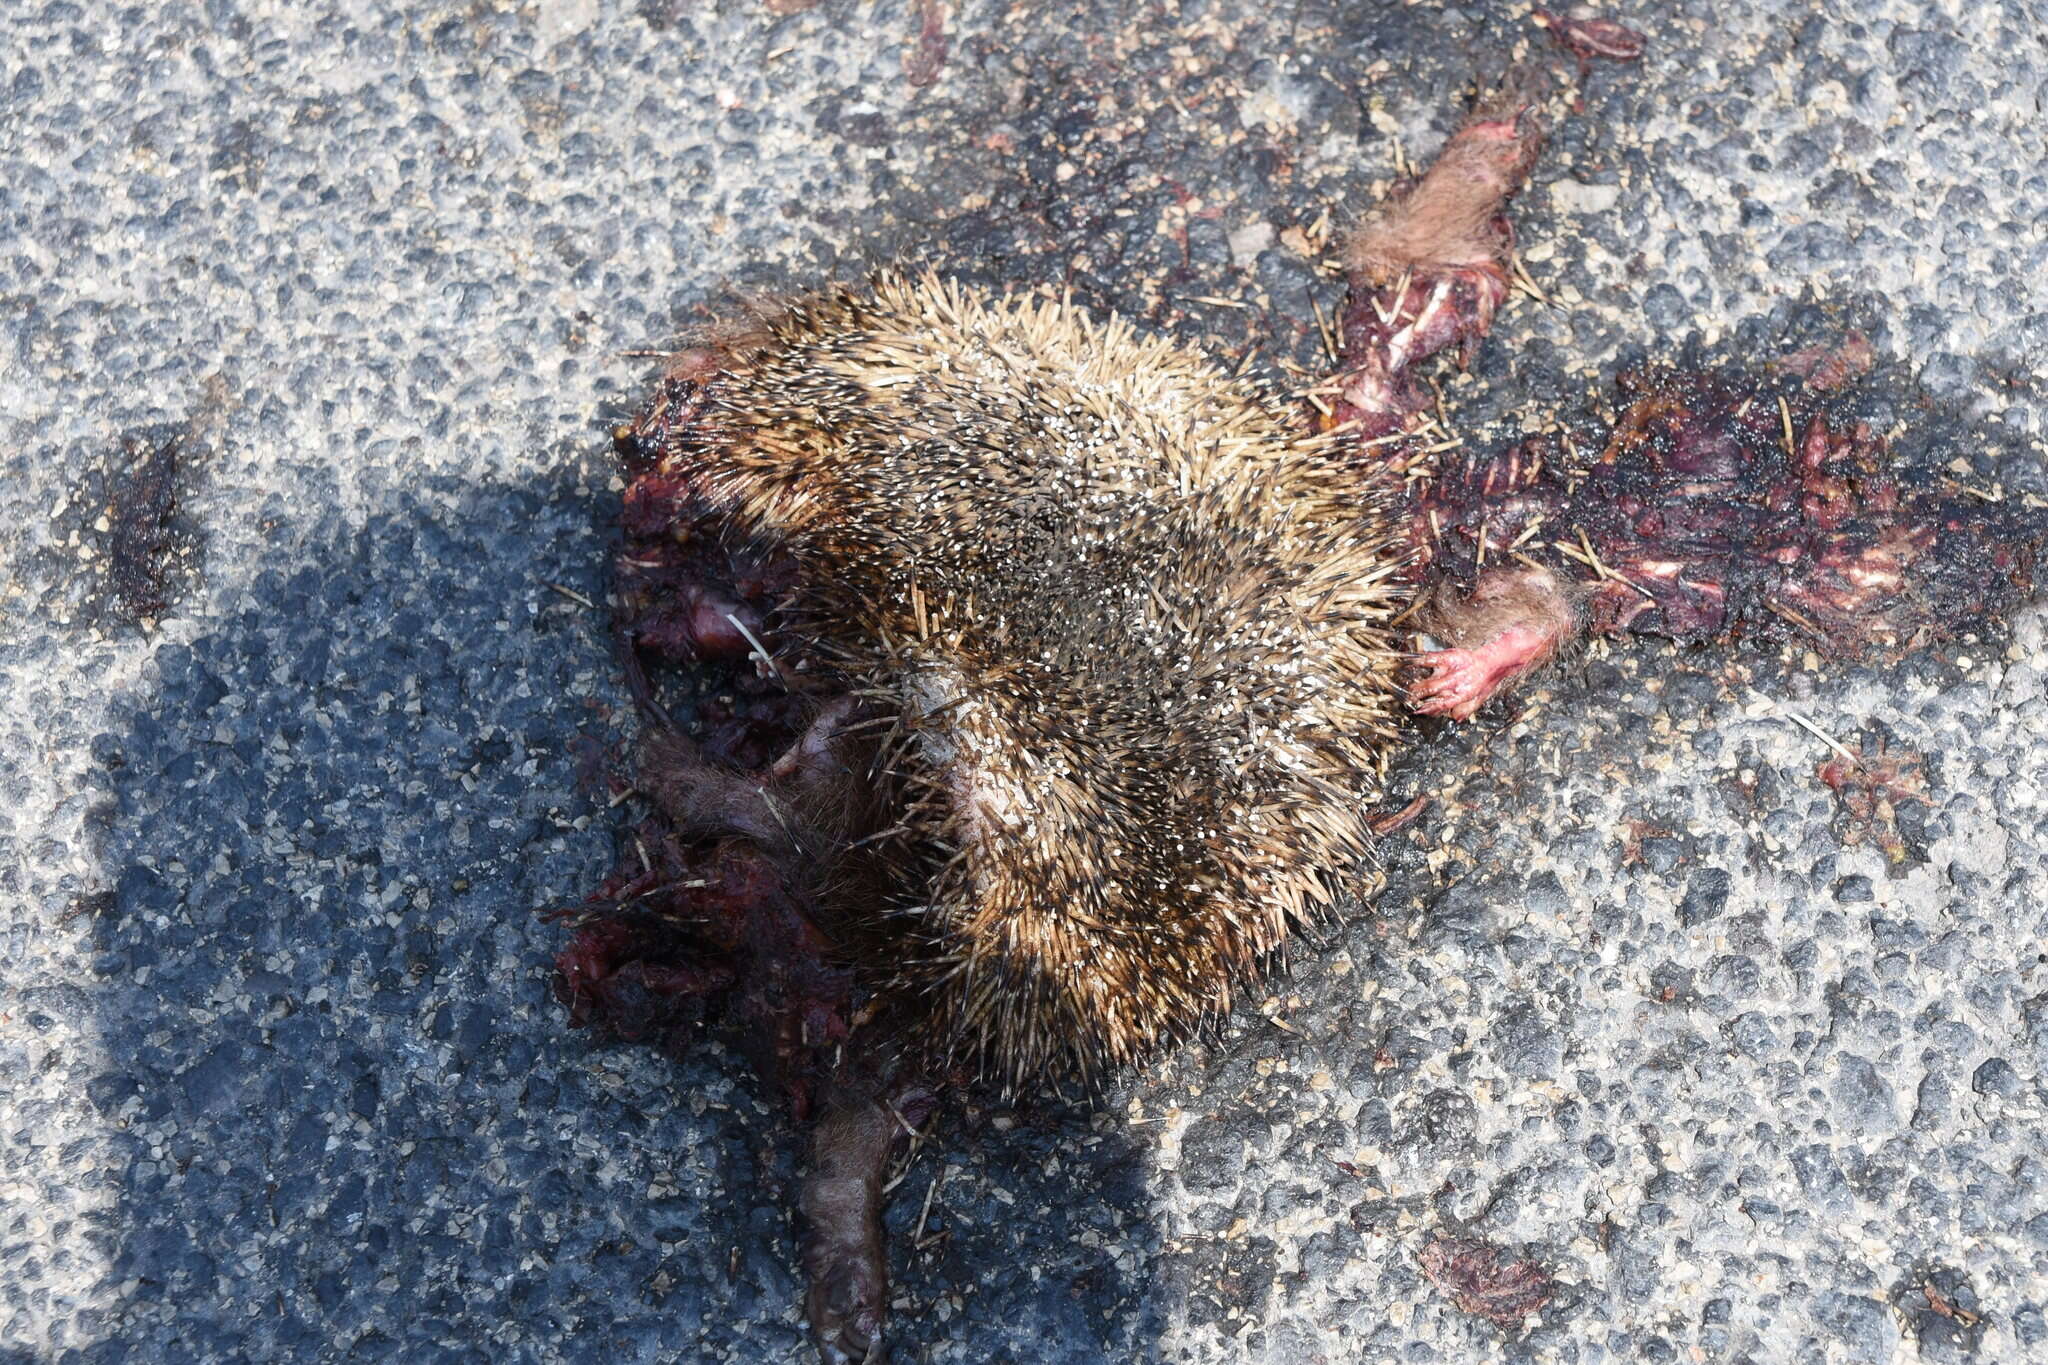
[4,2,2045,1361]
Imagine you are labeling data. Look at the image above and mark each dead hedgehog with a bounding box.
[546,25,2042,1362]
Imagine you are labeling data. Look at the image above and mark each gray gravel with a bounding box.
[4,1,2046,1362]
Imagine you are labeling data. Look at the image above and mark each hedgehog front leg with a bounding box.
[556,662,943,1358]
[1408,565,1581,720]
[1324,15,1641,444]
[1326,96,1545,445]
[802,1097,897,1364]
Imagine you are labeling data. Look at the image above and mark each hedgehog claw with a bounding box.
[807,1261,888,1365]
[1409,647,1495,720]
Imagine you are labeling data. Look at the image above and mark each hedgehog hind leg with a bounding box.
[1323,26,1641,453]
[801,1079,938,1364]
[567,694,948,1358]
[1325,102,1541,446]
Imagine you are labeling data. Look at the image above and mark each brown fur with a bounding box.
[1345,99,1545,279]
[799,1097,898,1364]
[1419,563,1582,656]
[640,698,874,865]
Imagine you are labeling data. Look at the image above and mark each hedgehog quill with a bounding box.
[546,27,2041,1361]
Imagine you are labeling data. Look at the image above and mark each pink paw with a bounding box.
[1409,623,1551,720]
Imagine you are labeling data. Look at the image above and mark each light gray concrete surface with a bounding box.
[3,1,2045,1362]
